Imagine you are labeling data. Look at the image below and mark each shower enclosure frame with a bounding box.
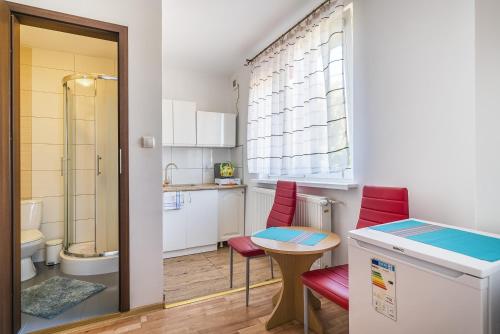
[62,73,119,259]
[2,2,131,332]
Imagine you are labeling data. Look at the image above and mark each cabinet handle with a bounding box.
[97,155,102,175]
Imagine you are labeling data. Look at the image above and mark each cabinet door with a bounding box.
[163,206,187,252]
[173,100,197,146]
[162,99,173,145]
[222,113,236,147]
[218,189,245,241]
[196,111,222,146]
[186,190,218,248]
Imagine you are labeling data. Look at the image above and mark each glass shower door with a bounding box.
[63,74,119,257]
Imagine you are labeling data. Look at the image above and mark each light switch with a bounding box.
[142,136,155,148]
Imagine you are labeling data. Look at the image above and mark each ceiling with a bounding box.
[163,0,324,76]
[20,25,117,59]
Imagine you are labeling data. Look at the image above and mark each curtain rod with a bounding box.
[245,0,330,66]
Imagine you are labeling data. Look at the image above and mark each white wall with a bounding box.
[11,0,164,308]
[162,67,232,114]
[475,0,500,234]
[234,0,481,265]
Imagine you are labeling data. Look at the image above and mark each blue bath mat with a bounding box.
[21,276,106,319]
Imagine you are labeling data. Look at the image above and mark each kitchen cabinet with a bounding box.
[197,111,236,147]
[172,100,197,146]
[218,188,245,242]
[163,190,218,257]
[162,99,174,145]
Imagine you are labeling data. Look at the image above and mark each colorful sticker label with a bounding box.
[371,258,397,321]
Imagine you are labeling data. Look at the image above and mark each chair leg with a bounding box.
[229,246,233,289]
[246,257,250,306]
[303,285,309,334]
[269,256,274,279]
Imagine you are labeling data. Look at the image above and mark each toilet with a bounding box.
[21,200,45,282]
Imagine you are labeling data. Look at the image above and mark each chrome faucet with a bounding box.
[164,162,178,185]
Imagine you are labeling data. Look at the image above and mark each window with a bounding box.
[247,1,354,184]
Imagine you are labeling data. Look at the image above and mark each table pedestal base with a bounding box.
[266,252,324,334]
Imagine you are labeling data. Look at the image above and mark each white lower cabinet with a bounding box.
[218,188,245,242]
[163,188,245,258]
[163,190,219,258]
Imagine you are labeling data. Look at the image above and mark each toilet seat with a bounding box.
[21,229,44,244]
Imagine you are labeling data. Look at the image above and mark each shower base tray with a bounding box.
[60,243,118,276]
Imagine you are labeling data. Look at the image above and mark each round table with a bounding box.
[251,226,341,334]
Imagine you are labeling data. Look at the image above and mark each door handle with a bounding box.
[97,155,102,175]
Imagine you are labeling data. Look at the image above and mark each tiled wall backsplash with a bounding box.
[162,146,244,185]
[20,46,116,243]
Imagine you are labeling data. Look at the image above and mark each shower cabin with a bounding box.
[60,74,119,275]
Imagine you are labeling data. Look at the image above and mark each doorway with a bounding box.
[0,2,129,333]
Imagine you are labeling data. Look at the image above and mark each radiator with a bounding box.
[246,187,334,269]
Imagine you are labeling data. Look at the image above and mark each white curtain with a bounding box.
[247,0,350,177]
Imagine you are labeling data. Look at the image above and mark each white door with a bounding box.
[186,190,218,248]
[162,99,173,145]
[196,111,222,146]
[218,188,245,241]
[173,100,196,146]
[163,207,187,252]
[221,113,236,147]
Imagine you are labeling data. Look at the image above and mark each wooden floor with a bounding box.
[164,246,282,303]
[69,282,348,334]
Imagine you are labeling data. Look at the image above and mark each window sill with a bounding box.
[249,178,358,191]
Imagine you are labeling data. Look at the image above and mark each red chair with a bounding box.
[301,185,409,333]
[228,180,297,306]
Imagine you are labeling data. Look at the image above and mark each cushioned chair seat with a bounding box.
[302,264,349,310]
[228,236,265,258]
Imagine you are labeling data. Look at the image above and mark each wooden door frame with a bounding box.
[2,2,130,332]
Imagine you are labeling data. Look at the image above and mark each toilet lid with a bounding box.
[21,229,43,244]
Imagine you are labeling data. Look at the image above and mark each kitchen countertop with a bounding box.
[163,183,247,192]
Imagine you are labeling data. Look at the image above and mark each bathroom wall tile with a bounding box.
[32,171,63,197]
[172,147,202,168]
[75,194,95,220]
[21,171,32,200]
[75,96,95,120]
[33,196,64,223]
[32,117,63,144]
[20,65,32,91]
[32,144,63,171]
[203,168,215,184]
[75,120,95,145]
[231,145,244,168]
[40,221,64,240]
[21,144,32,171]
[75,170,95,195]
[171,169,202,185]
[75,55,115,75]
[212,148,231,165]
[75,219,95,243]
[75,145,96,170]
[28,91,63,119]
[30,48,74,71]
[20,116,32,144]
[30,66,73,93]
[20,46,32,66]
[202,148,213,169]
[20,91,32,117]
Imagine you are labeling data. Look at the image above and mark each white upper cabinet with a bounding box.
[172,100,197,146]
[162,99,174,145]
[197,111,236,147]
[162,100,236,147]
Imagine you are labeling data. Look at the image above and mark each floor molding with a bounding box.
[164,278,282,309]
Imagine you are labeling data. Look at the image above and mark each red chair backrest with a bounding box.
[356,186,409,229]
[266,181,297,228]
